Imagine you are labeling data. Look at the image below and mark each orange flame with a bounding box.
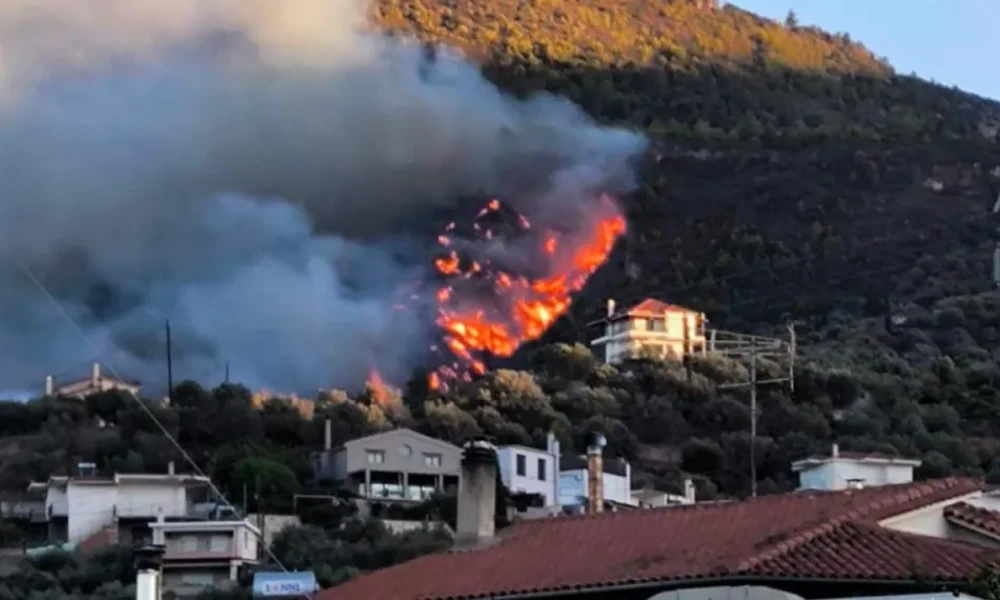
[367,368,388,405]
[430,195,626,388]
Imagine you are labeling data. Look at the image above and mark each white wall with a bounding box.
[55,480,197,543]
[796,461,915,491]
[46,487,68,517]
[65,485,118,542]
[114,483,189,518]
[559,470,632,506]
[496,446,558,506]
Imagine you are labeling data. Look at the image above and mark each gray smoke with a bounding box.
[0,0,646,396]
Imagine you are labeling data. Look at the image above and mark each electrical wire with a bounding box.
[0,243,301,584]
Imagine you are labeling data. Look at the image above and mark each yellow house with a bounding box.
[589,298,708,365]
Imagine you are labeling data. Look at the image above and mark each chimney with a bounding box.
[44,375,53,396]
[134,545,164,600]
[606,298,616,318]
[831,443,839,458]
[456,437,497,546]
[91,362,100,387]
[586,433,606,514]
[324,418,332,451]
[167,461,175,476]
[683,478,696,504]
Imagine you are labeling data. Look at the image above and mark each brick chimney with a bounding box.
[586,433,607,514]
[456,437,497,546]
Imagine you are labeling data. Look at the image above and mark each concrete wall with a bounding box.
[65,485,118,543]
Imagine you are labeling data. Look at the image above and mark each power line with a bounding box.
[0,243,299,586]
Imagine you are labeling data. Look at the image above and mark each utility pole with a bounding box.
[992,190,999,289]
[717,327,796,499]
[165,320,173,404]
[749,338,757,499]
[224,361,230,384]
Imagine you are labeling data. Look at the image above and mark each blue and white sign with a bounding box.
[253,572,318,597]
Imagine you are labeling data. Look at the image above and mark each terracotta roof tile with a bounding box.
[622,298,696,317]
[321,478,989,600]
[945,501,1000,538]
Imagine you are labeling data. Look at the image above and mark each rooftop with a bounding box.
[321,478,997,600]
[944,502,1000,539]
[791,451,922,471]
[590,298,703,326]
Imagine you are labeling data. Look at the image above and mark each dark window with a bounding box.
[537,458,546,481]
[516,454,526,476]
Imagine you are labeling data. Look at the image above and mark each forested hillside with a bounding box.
[2,1,999,598]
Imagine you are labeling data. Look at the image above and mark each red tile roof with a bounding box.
[945,501,1000,538]
[621,298,697,317]
[321,478,995,600]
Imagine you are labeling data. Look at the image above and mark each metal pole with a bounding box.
[787,323,796,394]
[225,361,230,384]
[165,320,173,404]
[750,336,757,499]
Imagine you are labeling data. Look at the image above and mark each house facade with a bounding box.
[792,445,922,491]
[311,428,461,502]
[589,298,708,365]
[45,363,141,399]
[152,518,259,597]
[496,434,560,507]
[29,466,212,548]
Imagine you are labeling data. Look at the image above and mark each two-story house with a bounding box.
[29,463,213,548]
[44,363,141,399]
[589,298,708,365]
[495,434,560,507]
[311,428,461,502]
[152,516,260,597]
[792,445,923,490]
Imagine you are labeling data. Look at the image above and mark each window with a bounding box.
[424,453,442,467]
[515,454,526,476]
[366,450,385,464]
[197,536,211,552]
[399,444,412,458]
[537,457,546,481]
[650,318,666,332]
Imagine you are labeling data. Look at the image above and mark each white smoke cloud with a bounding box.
[0,0,646,396]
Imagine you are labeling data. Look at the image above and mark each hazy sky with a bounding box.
[734,0,998,101]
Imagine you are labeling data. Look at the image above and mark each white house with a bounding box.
[791,445,922,491]
[45,362,141,400]
[559,455,632,507]
[29,464,212,548]
[589,298,708,365]
[152,517,260,597]
[496,433,560,507]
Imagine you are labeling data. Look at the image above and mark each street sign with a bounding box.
[253,572,318,597]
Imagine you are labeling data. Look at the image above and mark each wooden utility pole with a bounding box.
[992,190,999,289]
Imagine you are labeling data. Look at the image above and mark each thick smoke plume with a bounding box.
[0,0,646,396]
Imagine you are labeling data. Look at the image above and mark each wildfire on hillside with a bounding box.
[427,196,627,390]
